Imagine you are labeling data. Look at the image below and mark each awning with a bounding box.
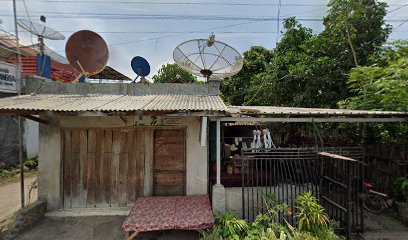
[227,106,407,117]
[0,94,227,114]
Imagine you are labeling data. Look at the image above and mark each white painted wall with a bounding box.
[24,118,39,159]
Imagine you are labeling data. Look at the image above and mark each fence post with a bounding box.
[346,161,353,240]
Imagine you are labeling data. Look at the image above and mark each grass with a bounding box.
[0,171,38,186]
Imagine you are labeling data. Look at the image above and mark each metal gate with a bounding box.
[241,147,363,238]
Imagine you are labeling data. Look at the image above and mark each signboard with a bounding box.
[0,61,18,93]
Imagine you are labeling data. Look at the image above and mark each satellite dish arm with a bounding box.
[132,75,139,83]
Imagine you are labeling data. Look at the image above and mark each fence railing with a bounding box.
[241,147,364,239]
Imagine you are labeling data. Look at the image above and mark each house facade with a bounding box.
[1,77,224,211]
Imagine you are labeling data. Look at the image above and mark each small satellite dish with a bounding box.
[65,30,109,78]
[131,56,150,83]
[173,33,243,81]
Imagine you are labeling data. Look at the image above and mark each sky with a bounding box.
[0,0,407,80]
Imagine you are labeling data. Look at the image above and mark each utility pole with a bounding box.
[13,0,25,208]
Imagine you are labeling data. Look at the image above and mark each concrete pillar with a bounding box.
[38,122,61,210]
[212,184,226,213]
[212,119,226,213]
[216,119,221,186]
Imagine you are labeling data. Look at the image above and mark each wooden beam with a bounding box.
[22,115,50,125]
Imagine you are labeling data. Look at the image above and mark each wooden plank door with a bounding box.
[62,128,144,208]
[153,129,186,196]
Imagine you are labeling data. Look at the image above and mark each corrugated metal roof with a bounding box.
[227,106,408,117]
[0,94,227,112]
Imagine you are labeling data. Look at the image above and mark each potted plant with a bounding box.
[394,176,408,223]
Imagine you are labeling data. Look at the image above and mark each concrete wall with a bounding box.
[24,118,39,159]
[38,113,208,210]
[24,77,220,96]
[0,93,23,165]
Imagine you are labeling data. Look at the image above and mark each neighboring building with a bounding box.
[0,31,130,164]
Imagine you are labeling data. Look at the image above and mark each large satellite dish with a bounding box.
[65,30,109,78]
[17,18,65,55]
[173,34,243,81]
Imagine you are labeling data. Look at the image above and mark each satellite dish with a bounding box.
[17,18,65,78]
[65,30,109,78]
[173,33,243,81]
[17,18,65,54]
[131,56,150,83]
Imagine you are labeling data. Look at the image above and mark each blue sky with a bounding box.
[0,0,407,79]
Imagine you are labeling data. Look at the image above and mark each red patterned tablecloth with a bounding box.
[122,195,214,232]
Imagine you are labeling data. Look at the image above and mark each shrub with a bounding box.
[23,157,38,171]
[394,176,408,203]
[201,192,341,240]
[295,191,329,232]
[215,211,249,240]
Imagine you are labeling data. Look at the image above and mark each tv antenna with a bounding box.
[65,30,109,81]
[173,33,243,81]
[17,17,65,55]
[131,56,150,83]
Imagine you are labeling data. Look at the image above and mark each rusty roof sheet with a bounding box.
[227,106,408,117]
[0,94,227,112]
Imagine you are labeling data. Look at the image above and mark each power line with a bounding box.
[394,18,408,30]
[108,21,261,46]
[2,13,408,23]
[8,30,280,34]
[388,4,408,13]
[1,0,404,7]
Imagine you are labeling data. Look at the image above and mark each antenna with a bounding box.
[131,56,150,83]
[65,30,109,81]
[173,34,243,82]
[17,18,65,78]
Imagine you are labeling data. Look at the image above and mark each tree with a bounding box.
[222,0,391,108]
[338,41,408,145]
[152,63,197,83]
[220,46,274,105]
[322,0,391,68]
[339,41,408,112]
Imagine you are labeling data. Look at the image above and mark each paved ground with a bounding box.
[362,212,408,240]
[0,176,38,222]
[15,216,200,240]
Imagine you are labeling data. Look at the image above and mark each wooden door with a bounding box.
[153,129,186,196]
[62,128,144,208]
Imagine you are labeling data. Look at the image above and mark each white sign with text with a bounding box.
[0,61,18,93]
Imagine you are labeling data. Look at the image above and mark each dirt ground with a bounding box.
[0,176,38,222]
[361,212,408,240]
[12,212,408,240]
[15,216,200,240]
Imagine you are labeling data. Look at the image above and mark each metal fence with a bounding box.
[241,147,364,239]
